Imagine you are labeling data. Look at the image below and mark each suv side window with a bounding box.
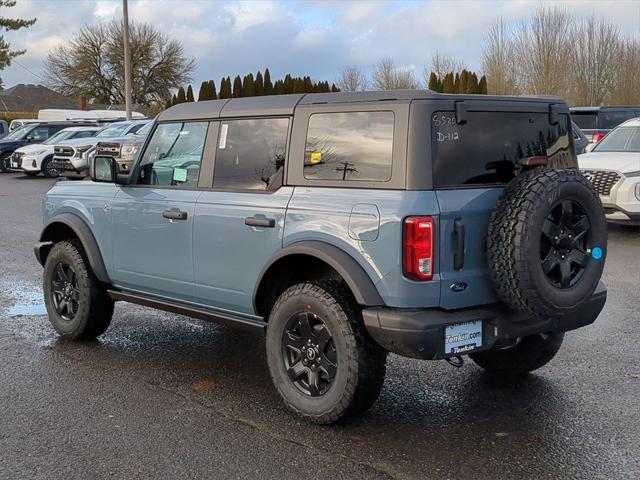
[73,131,95,139]
[137,122,208,188]
[213,118,289,191]
[30,126,51,141]
[304,111,394,182]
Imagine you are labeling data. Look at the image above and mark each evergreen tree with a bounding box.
[442,73,455,93]
[331,83,339,92]
[0,1,37,80]
[466,73,479,94]
[273,79,284,95]
[197,80,208,101]
[232,75,242,97]
[210,80,218,99]
[220,77,232,98]
[428,72,439,92]
[264,68,273,95]
[283,74,293,94]
[175,86,186,104]
[255,71,264,96]
[454,73,460,93]
[186,84,195,102]
[459,70,469,95]
[165,95,174,109]
[478,75,488,95]
[303,76,313,93]
[242,73,255,97]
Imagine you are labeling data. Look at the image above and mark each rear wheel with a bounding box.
[470,333,564,374]
[266,281,387,424]
[41,156,59,178]
[43,240,114,340]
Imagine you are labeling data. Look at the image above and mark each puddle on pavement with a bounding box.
[8,303,48,316]
[1,278,48,317]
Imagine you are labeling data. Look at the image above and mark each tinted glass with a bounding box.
[30,126,51,141]
[213,118,289,190]
[127,123,147,134]
[5,126,31,140]
[73,130,97,139]
[304,112,394,182]
[43,129,73,145]
[592,126,640,152]
[137,122,208,188]
[572,112,596,130]
[97,123,129,138]
[432,112,574,187]
[599,110,637,130]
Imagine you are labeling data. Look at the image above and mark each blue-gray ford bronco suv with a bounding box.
[36,91,608,424]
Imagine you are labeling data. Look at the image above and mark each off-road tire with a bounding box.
[0,153,10,172]
[41,156,58,178]
[487,168,607,317]
[469,333,564,374]
[43,240,114,340]
[266,280,387,424]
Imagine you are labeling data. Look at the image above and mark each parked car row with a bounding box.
[0,118,150,178]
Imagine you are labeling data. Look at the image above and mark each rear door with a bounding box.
[431,103,575,309]
[193,117,292,315]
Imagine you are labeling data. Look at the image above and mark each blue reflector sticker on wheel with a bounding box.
[591,247,603,260]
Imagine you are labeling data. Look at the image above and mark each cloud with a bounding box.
[1,0,638,91]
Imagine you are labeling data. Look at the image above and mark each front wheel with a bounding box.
[41,156,59,178]
[0,153,10,172]
[266,281,387,424]
[43,240,114,340]
[469,333,564,375]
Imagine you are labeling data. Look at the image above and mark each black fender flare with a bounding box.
[253,240,384,312]
[35,213,110,283]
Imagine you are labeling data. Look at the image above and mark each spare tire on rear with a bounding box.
[487,168,607,317]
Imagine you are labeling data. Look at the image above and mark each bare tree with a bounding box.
[44,19,196,106]
[426,51,466,83]
[611,38,640,105]
[569,17,622,105]
[482,18,519,95]
[512,7,574,96]
[336,65,368,92]
[372,57,417,90]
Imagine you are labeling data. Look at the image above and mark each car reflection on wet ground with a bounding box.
[1,172,639,479]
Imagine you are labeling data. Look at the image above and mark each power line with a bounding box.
[10,58,47,83]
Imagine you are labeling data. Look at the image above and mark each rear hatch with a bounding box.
[429,100,576,309]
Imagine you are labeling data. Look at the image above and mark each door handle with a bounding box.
[453,219,465,270]
[245,215,275,228]
[163,209,188,220]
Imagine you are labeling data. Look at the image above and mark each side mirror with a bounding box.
[90,155,118,183]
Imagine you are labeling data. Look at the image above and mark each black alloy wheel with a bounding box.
[50,262,80,321]
[43,158,59,178]
[282,311,337,397]
[540,200,590,288]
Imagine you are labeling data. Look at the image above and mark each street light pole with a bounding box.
[122,0,133,120]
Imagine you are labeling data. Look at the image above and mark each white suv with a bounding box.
[10,126,100,177]
[579,118,640,225]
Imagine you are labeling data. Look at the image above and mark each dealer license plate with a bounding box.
[444,320,483,355]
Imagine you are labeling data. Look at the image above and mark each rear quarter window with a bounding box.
[599,110,638,130]
[432,112,574,187]
[572,112,596,130]
[304,111,394,182]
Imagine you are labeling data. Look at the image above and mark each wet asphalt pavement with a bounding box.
[0,172,639,480]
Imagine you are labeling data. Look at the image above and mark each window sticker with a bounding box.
[219,124,228,149]
[173,167,188,183]
[310,152,322,165]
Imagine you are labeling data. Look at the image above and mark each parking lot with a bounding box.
[0,171,639,479]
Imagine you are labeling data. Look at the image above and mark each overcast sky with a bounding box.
[4,0,640,91]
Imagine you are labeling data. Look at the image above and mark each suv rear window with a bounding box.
[572,112,596,130]
[599,110,639,130]
[304,111,394,182]
[432,112,573,187]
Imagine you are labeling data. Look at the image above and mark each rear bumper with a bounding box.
[363,282,607,360]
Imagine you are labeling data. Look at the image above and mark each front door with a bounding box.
[110,121,210,303]
[193,117,292,314]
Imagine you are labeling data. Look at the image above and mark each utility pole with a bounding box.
[122,0,133,120]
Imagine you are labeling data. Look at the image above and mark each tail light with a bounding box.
[592,132,606,144]
[403,216,434,281]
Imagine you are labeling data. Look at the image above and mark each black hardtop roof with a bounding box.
[570,106,640,112]
[157,90,565,122]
